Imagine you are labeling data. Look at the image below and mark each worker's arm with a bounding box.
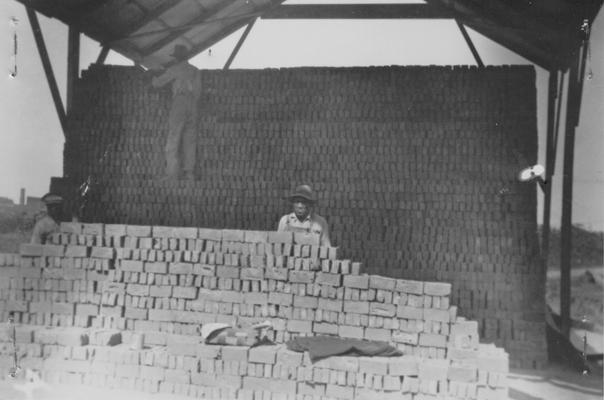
[151,66,176,88]
[277,215,288,232]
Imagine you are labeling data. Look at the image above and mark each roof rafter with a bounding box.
[141,0,239,56]
[109,0,183,43]
[261,3,453,19]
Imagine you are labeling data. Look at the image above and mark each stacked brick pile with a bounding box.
[62,65,544,367]
[0,224,509,399]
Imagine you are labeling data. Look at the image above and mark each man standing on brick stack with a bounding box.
[31,193,63,244]
[152,44,201,180]
[278,185,331,246]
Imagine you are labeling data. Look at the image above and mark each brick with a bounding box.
[343,300,369,314]
[91,246,114,259]
[173,286,198,299]
[121,259,144,272]
[397,306,424,320]
[7,300,28,312]
[148,309,174,322]
[145,261,168,274]
[192,263,216,276]
[126,284,150,296]
[82,223,104,235]
[243,292,268,305]
[449,364,477,382]
[293,295,318,309]
[419,333,447,348]
[423,282,452,296]
[102,281,125,295]
[124,307,148,319]
[392,331,419,345]
[217,266,240,279]
[198,228,222,241]
[395,279,423,295]
[76,304,99,316]
[364,328,391,342]
[316,272,341,286]
[318,298,342,312]
[326,384,354,400]
[126,225,152,237]
[105,224,127,236]
[197,345,222,359]
[52,303,75,315]
[369,303,396,317]
[269,292,293,306]
[383,375,402,391]
[165,369,190,384]
[241,267,264,280]
[293,232,320,246]
[268,231,293,244]
[369,275,396,291]
[42,244,65,257]
[388,356,419,376]
[359,357,389,375]
[276,349,304,365]
[30,302,53,314]
[265,267,288,281]
[243,377,296,394]
[60,222,82,234]
[343,275,369,289]
[169,262,193,274]
[244,230,268,243]
[222,346,249,361]
[418,359,449,381]
[249,345,278,364]
[250,255,265,268]
[56,328,89,346]
[288,270,315,284]
[338,325,364,339]
[314,322,338,335]
[101,306,123,318]
[19,243,43,256]
[167,334,201,356]
[423,308,451,322]
[287,320,312,333]
[222,229,245,242]
[65,245,88,257]
[140,366,166,381]
[44,267,85,280]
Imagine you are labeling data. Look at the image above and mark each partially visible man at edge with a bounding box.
[277,185,331,247]
[31,193,63,244]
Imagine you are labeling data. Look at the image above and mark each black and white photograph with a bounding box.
[0,0,603,399]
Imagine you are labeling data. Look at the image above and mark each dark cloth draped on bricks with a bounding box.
[286,336,403,362]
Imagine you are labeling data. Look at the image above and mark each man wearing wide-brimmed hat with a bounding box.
[31,193,63,244]
[277,185,331,247]
[152,44,201,180]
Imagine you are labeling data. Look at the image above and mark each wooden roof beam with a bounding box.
[141,0,239,56]
[261,3,453,19]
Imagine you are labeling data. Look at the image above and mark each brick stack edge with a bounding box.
[60,65,545,368]
[0,225,509,399]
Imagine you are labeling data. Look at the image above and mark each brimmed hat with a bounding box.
[170,44,189,60]
[287,185,315,203]
[41,193,63,205]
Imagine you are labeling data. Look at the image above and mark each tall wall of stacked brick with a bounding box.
[60,65,545,368]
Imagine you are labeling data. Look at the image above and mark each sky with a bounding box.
[0,0,602,230]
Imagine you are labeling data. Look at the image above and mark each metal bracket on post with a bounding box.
[456,20,484,68]
[223,18,257,70]
[25,7,67,137]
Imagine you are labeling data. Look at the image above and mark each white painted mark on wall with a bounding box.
[9,17,19,78]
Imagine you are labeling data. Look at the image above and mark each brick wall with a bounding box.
[1,225,510,399]
[62,65,545,368]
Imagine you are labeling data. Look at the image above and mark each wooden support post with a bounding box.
[456,20,484,68]
[560,60,580,338]
[26,7,67,136]
[224,18,257,70]
[67,27,80,115]
[96,46,110,64]
[541,71,559,268]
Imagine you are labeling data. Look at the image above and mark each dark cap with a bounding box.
[287,185,315,203]
[41,193,63,205]
[170,44,189,60]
